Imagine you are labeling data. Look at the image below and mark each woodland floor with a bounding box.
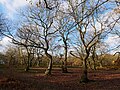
[0,65,120,90]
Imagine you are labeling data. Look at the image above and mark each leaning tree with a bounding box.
[14,4,59,75]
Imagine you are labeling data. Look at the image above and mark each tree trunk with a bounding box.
[25,48,30,72]
[29,59,32,67]
[45,51,53,75]
[93,59,96,70]
[25,58,30,72]
[62,46,68,73]
[62,60,68,73]
[25,64,30,71]
[80,55,89,83]
[99,60,103,68]
[92,46,97,70]
[62,59,68,73]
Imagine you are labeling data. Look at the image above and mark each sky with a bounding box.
[0,0,30,53]
[0,0,29,19]
[0,0,120,54]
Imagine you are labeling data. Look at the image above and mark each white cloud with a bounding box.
[0,37,12,52]
[0,37,12,46]
[106,35,120,46]
[105,35,120,53]
[0,0,29,18]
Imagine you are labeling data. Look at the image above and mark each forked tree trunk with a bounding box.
[25,49,30,72]
[45,51,53,75]
[92,46,97,70]
[62,46,68,73]
[25,58,30,72]
[62,58,68,73]
[80,55,89,83]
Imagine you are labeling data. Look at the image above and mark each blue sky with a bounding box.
[0,0,120,54]
[0,0,29,52]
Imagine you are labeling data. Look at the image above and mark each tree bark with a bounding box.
[25,48,30,72]
[80,54,89,83]
[62,60,68,73]
[62,59,68,73]
[93,59,96,70]
[25,57,30,72]
[62,46,68,73]
[45,51,53,75]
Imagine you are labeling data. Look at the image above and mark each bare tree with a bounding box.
[15,25,34,71]
[64,0,111,82]
[13,4,58,75]
[0,0,59,75]
[55,14,75,73]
